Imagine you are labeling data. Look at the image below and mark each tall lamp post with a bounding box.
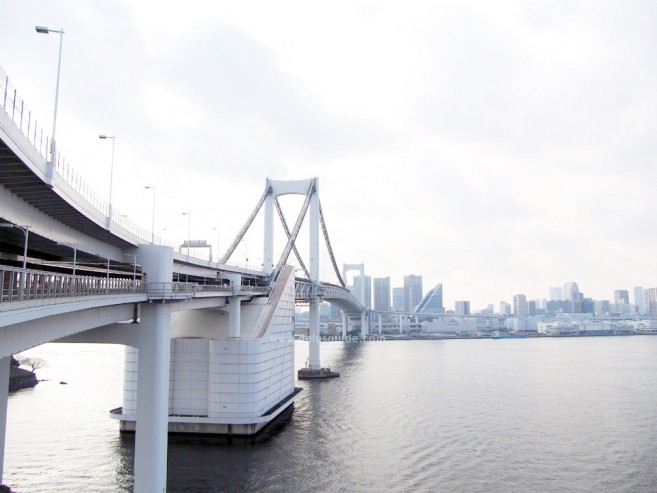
[35,25,64,165]
[182,212,191,260]
[123,254,138,281]
[145,186,156,243]
[99,135,116,225]
[57,242,78,276]
[213,227,220,262]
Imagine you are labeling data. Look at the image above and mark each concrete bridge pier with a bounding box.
[0,356,9,485]
[342,312,348,338]
[228,297,242,339]
[134,303,171,493]
[360,311,368,338]
[308,298,320,369]
[133,244,173,493]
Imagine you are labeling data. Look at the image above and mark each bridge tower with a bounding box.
[263,178,322,370]
[221,177,356,377]
[343,263,369,337]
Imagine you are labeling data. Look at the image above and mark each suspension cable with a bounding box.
[275,197,310,279]
[319,200,346,287]
[220,183,271,264]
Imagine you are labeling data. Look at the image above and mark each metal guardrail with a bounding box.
[0,266,271,307]
[146,282,269,298]
[0,267,145,305]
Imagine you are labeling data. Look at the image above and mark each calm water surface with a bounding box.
[5,336,657,492]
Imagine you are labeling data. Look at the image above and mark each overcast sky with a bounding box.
[1,1,656,310]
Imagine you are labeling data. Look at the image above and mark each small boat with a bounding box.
[491,334,528,340]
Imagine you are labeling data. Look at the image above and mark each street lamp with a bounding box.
[145,186,156,243]
[57,242,78,276]
[213,227,220,262]
[123,254,138,281]
[99,134,116,224]
[182,212,191,260]
[0,223,30,269]
[35,26,64,164]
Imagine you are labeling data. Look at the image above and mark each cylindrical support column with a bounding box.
[263,192,274,275]
[309,179,319,282]
[0,357,10,485]
[342,311,348,339]
[134,303,172,493]
[378,313,383,334]
[228,297,241,339]
[360,311,367,337]
[399,314,403,334]
[309,298,320,369]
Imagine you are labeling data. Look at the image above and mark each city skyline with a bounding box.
[349,272,652,315]
[1,2,656,308]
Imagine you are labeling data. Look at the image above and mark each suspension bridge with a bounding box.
[0,66,372,492]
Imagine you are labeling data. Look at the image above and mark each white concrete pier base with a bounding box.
[228,297,242,339]
[361,312,368,338]
[342,312,348,339]
[309,299,320,369]
[134,303,172,493]
[0,356,9,485]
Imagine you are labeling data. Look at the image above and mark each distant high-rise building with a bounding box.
[513,294,529,317]
[549,287,562,301]
[594,300,610,316]
[614,290,629,305]
[404,275,424,313]
[528,300,537,316]
[644,288,657,316]
[455,301,470,316]
[563,282,579,301]
[414,283,445,315]
[392,287,404,312]
[499,301,512,316]
[373,277,391,313]
[633,287,645,313]
[353,275,372,309]
[563,282,583,313]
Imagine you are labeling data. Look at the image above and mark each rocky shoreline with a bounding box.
[9,367,37,392]
[8,356,38,392]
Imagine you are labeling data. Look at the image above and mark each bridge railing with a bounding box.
[145,282,269,299]
[0,267,145,305]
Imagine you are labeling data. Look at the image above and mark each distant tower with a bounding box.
[415,283,444,315]
[563,282,582,313]
[353,275,372,309]
[644,288,657,316]
[392,287,404,312]
[563,282,579,301]
[634,287,645,313]
[499,301,512,316]
[614,290,629,305]
[549,287,562,301]
[403,275,423,312]
[455,301,471,316]
[513,294,529,317]
[373,277,391,313]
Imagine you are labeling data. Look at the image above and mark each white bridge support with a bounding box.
[308,179,320,369]
[261,178,323,369]
[134,245,173,493]
[228,297,242,339]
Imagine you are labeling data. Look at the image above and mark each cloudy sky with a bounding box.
[1,1,656,310]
